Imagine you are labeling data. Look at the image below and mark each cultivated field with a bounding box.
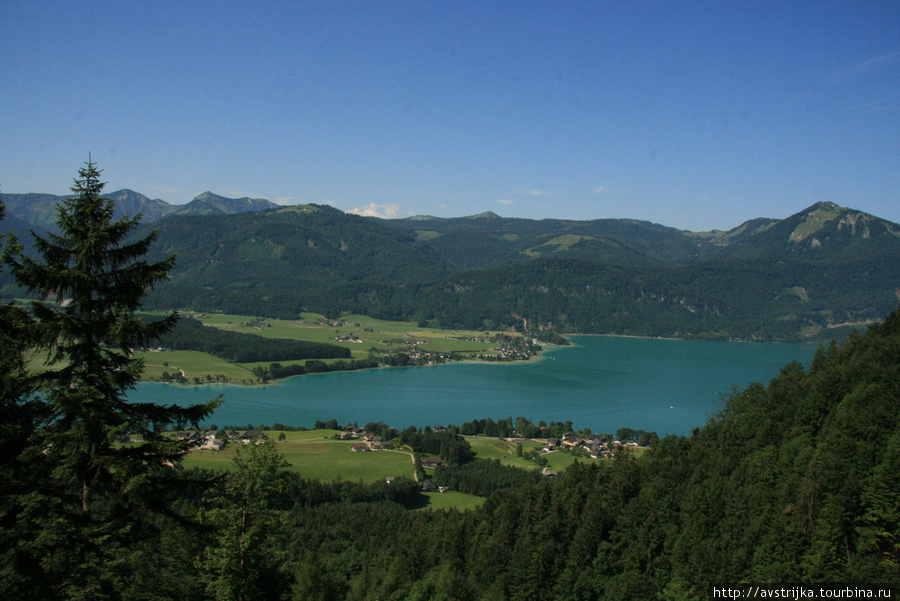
[466,436,544,469]
[139,311,520,384]
[179,430,614,510]
[416,491,485,511]
[181,431,414,482]
[279,441,415,483]
[140,350,257,384]
[200,311,509,359]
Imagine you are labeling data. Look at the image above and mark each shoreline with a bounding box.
[140,330,826,389]
[141,344,561,388]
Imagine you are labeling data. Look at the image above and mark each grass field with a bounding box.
[416,491,485,511]
[181,432,416,483]
[138,310,524,384]
[278,442,415,483]
[465,436,545,470]
[179,429,617,511]
[140,350,258,384]
[543,450,582,472]
[182,431,612,472]
[275,429,342,442]
[464,436,610,472]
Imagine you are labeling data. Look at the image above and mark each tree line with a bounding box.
[156,314,350,363]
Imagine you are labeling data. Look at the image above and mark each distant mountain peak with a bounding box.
[785,201,900,247]
[108,188,151,200]
[813,200,842,211]
[469,211,501,220]
[192,191,228,202]
[106,189,175,223]
[175,192,278,217]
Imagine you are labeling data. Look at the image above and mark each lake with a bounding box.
[128,336,819,436]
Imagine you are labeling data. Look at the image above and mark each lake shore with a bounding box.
[141,341,559,387]
[128,336,819,437]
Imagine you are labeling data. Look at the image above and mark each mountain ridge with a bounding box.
[3,190,898,341]
[0,189,279,233]
[4,188,896,253]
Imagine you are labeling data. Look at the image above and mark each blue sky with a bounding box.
[2,1,898,230]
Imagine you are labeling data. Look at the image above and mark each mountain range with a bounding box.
[2,189,898,341]
[1,189,278,234]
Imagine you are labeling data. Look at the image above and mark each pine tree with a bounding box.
[4,160,221,598]
[0,196,53,598]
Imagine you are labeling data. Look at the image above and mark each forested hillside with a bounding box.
[5,190,899,340]
[137,204,451,318]
[135,201,900,340]
[321,256,899,339]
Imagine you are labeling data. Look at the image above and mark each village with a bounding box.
[108,421,657,498]
[172,427,268,451]
[372,332,543,366]
[336,424,643,466]
[156,423,647,461]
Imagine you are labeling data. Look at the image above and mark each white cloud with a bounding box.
[348,203,401,219]
[594,185,608,194]
[515,189,551,196]
[497,199,514,205]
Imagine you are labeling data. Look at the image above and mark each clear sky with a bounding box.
[2,1,898,231]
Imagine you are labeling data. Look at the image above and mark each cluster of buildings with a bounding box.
[173,428,266,451]
[542,433,639,459]
[340,427,393,451]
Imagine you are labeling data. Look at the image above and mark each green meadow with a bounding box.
[464,436,602,472]
[181,431,415,484]
[465,436,545,469]
[180,431,611,510]
[277,442,414,483]
[416,491,485,512]
[198,311,507,359]
[141,311,518,384]
[140,350,258,384]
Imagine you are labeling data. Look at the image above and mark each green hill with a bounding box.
[384,213,698,269]
[140,204,451,318]
[132,201,900,340]
[696,201,900,263]
[169,191,279,216]
[5,187,899,340]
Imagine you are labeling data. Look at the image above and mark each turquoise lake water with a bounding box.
[128,336,819,436]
